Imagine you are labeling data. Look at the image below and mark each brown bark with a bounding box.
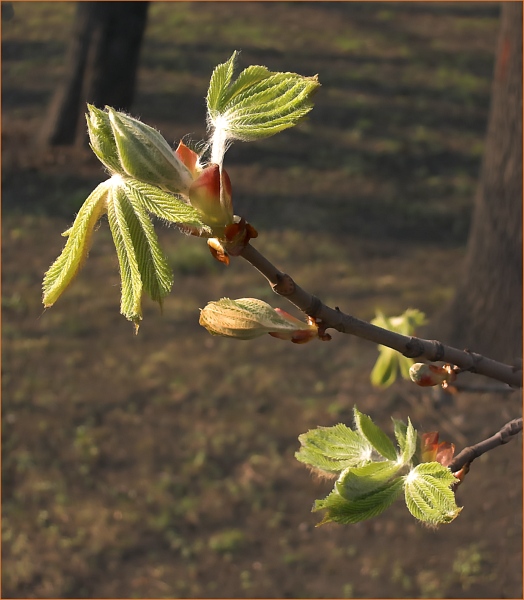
[40,2,149,146]
[430,2,522,364]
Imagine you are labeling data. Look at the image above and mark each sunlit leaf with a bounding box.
[314,479,404,525]
[296,423,373,474]
[336,460,402,500]
[106,184,144,327]
[42,180,110,307]
[353,408,397,461]
[404,462,462,525]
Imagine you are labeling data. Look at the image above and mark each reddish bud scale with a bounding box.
[175,141,200,177]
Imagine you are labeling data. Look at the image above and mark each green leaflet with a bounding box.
[107,185,144,326]
[42,180,110,307]
[124,186,174,306]
[206,51,320,144]
[122,179,211,234]
[336,460,403,501]
[314,479,404,525]
[295,423,373,474]
[396,417,418,465]
[404,462,462,525]
[353,407,398,461]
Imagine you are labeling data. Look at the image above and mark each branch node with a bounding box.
[403,337,424,359]
[428,340,446,362]
[272,273,296,296]
[306,295,322,318]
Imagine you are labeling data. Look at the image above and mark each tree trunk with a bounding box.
[430,2,522,364]
[40,2,149,146]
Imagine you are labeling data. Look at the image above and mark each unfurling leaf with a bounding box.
[206,51,320,163]
[353,407,398,461]
[295,423,373,474]
[314,479,404,525]
[43,180,110,307]
[370,309,427,388]
[107,108,194,195]
[404,462,462,524]
[336,461,403,501]
[199,298,319,342]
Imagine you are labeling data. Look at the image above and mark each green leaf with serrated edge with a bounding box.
[122,179,212,234]
[393,419,408,450]
[336,461,403,501]
[206,51,238,114]
[108,108,193,195]
[400,418,418,465]
[295,423,373,474]
[353,408,397,461]
[86,104,122,174]
[206,52,320,144]
[43,180,110,307]
[107,185,143,326]
[314,479,404,525]
[370,346,398,388]
[404,462,462,525]
[123,184,173,305]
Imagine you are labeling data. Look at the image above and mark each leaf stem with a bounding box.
[239,242,522,388]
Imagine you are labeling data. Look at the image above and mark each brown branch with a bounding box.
[239,242,522,388]
[447,418,523,474]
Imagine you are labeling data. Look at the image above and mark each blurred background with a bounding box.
[2,2,522,598]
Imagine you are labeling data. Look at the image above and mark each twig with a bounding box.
[447,418,523,473]
[239,242,522,388]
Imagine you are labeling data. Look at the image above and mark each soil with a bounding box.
[2,2,522,598]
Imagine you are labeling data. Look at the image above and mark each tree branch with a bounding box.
[239,242,522,388]
[447,418,523,474]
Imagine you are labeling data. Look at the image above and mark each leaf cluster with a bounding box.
[296,407,461,526]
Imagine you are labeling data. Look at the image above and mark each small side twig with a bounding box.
[447,418,523,474]
[239,242,522,388]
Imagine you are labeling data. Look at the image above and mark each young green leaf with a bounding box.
[296,423,373,474]
[399,418,418,465]
[123,186,174,306]
[336,461,403,501]
[122,179,212,234]
[206,52,320,163]
[106,184,145,328]
[370,309,427,388]
[314,479,404,525]
[370,346,399,388]
[353,408,398,461]
[404,462,462,525]
[43,180,110,307]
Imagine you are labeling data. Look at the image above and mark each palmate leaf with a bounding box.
[314,479,404,525]
[353,407,398,461]
[295,423,373,474]
[43,180,110,307]
[107,183,177,328]
[206,51,320,144]
[404,462,462,525]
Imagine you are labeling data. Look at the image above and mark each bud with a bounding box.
[409,363,456,387]
[86,104,123,174]
[199,298,319,342]
[107,108,194,194]
[174,141,202,178]
[420,432,455,467]
[189,164,234,228]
